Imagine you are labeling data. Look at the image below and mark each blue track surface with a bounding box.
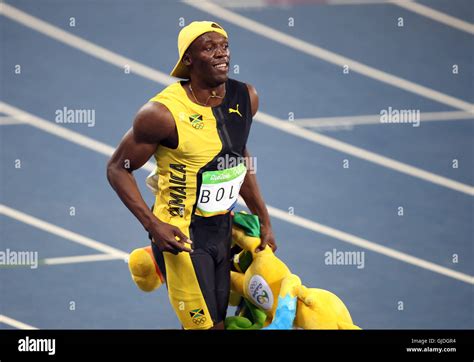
[1,0,472,329]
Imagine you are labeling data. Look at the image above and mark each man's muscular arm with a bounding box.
[107,102,192,254]
[239,84,277,252]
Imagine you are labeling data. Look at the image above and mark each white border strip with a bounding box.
[0,315,38,330]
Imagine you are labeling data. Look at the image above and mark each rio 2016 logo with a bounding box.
[256,290,269,305]
[248,275,273,311]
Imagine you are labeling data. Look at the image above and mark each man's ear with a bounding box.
[182,52,192,66]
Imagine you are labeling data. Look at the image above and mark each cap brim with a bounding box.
[170,59,190,79]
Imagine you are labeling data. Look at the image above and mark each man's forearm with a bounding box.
[240,171,271,228]
[106,165,157,231]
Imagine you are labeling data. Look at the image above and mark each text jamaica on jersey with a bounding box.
[168,163,186,217]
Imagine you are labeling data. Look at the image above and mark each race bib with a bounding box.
[196,163,247,217]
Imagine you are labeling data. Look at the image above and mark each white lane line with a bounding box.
[0,315,38,330]
[205,0,394,8]
[328,0,394,4]
[202,0,474,34]
[3,101,473,195]
[183,0,474,113]
[295,111,474,128]
[0,204,129,259]
[393,1,474,35]
[0,105,116,156]
[0,102,154,171]
[210,0,267,9]
[1,5,472,194]
[42,253,125,265]
[256,111,474,195]
[0,3,174,86]
[267,206,474,284]
[211,0,400,8]
[2,92,473,197]
[0,116,24,126]
[0,108,472,284]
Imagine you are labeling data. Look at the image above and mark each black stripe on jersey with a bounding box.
[189,78,253,219]
[187,78,253,324]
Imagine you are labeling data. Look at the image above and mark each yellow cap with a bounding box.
[170,21,228,79]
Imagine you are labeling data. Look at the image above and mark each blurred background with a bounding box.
[1,0,472,329]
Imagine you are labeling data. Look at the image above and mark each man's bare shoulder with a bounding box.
[133,101,175,144]
[245,83,259,117]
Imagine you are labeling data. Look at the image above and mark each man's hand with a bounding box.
[255,224,277,253]
[149,219,193,255]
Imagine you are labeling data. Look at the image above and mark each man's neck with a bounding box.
[187,79,226,107]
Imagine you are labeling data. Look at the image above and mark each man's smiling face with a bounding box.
[184,32,230,85]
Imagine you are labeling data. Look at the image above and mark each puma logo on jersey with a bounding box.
[229,104,242,117]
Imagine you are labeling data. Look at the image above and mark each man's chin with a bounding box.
[208,73,228,87]
[219,73,229,82]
